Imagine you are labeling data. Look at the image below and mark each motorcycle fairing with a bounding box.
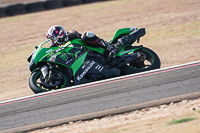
[48,52,75,66]
[47,47,86,67]
[110,28,131,44]
[116,45,143,56]
[74,59,120,85]
[64,39,106,54]
[31,40,88,75]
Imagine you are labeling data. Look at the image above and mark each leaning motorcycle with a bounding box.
[28,27,161,93]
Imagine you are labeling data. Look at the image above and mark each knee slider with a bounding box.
[82,32,98,42]
[86,32,96,38]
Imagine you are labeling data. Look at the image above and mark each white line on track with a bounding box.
[0,60,200,105]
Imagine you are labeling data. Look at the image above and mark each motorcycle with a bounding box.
[28,26,161,94]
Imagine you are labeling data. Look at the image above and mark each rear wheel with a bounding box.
[29,68,70,94]
[120,46,161,75]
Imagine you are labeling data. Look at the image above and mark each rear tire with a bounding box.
[29,68,70,94]
[120,46,161,75]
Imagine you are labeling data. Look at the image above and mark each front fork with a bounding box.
[41,63,54,83]
[41,65,49,79]
[48,64,54,83]
[40,63,63,88]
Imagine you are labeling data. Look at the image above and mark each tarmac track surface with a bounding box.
[0,61,200,133]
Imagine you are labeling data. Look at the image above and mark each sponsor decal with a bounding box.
[95,65,104,72]
[47,52,55,58]
[120,50,133,54]
[55,47,65,53]
[49,55,57,62]
[82,64,86,69]
[66,59,73,65]
[77,61,95,81]
[46,49,53,53]
[60,54,69,61]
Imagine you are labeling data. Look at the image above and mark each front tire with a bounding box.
[29,68,71,94]
[120,46,161,75]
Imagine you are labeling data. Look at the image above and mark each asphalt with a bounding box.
[0,61,200,133]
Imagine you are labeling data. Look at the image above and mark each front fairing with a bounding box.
[28,51,36,71]
[33,40,61,65]
[29,40,88,75]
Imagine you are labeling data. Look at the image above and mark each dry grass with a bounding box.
[167,117,197,125]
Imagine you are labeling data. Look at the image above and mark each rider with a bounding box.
[46,25,119,60]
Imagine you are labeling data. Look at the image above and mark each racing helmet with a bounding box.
[46,25,66,47]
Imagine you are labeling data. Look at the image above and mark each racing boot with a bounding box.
[81,32,118,60]
[96,39,119,61]
[105,44,118,61]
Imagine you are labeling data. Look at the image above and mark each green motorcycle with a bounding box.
[28,27,161,94]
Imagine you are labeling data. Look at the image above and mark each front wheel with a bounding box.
[29,68,71,94]
[120,46,161,75]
